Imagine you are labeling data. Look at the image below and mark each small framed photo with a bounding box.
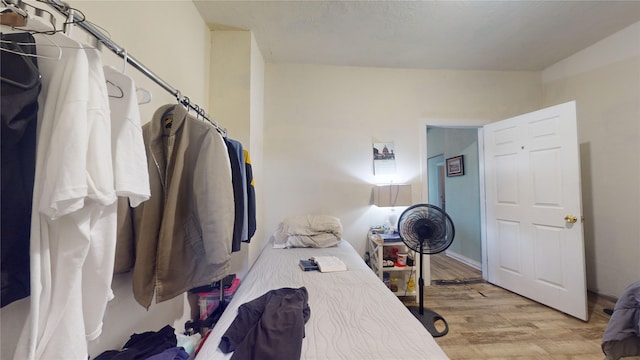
[446,155,464,177]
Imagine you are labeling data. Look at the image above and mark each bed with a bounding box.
[194,240,449,359]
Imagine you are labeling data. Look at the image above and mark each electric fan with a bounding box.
[397,203,455,337]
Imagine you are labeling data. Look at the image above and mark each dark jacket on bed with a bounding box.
[219,287,310,360]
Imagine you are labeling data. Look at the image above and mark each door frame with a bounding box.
[427,154,445,209]
[419,118,491,281]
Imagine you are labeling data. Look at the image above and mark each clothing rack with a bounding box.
[30,0,227,136]
[39,0,234,318]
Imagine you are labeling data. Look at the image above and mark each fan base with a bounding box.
[407,306,449,338]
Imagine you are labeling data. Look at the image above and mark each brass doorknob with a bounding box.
[564,215,578,224]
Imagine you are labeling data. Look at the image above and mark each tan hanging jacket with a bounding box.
[132,104,234,308]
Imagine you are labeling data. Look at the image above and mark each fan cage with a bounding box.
[397,204,455,255]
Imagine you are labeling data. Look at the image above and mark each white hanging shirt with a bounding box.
[84,48,116,208]
[81,47,118,342]
[80,64,152,341]
[14,28,92,360]
[103,65,150,207]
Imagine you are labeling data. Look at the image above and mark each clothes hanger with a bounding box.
[106,79,123,98]
[0,37,41,89]
[161,90,181,129]
[5,0,89,38]
[0,0,64,61]
[164,93,193,129]
[0,3,92,57]
[193,104,200,119]
[114,48,153,104]
[1,1,28,27]
[1,0,58,34]
[175,93,226,135]
[136,87,152,104]
[34,0,69,10]
[0,34,62,60]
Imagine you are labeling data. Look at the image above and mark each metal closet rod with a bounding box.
[40,0,226,134]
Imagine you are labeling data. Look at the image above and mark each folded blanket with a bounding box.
[273,215,343,248]
[602,280,640,360]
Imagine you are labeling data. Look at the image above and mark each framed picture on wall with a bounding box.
[372,142,396,175]
[446,155,464,177]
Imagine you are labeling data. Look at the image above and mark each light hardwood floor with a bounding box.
[430,253,483,284]
[401,253,623,360]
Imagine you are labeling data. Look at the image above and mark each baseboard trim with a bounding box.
[444,250,482,271]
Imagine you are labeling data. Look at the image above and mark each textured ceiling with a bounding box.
[193,0,640,71]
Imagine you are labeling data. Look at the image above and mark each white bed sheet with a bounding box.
[195,241,449,360]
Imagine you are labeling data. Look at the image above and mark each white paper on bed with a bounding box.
[195,241,449,360]
[312,256,347,272]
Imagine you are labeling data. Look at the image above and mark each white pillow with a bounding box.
[273,215,343,248]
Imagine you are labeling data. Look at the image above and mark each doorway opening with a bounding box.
[426,126,483,284]
[422,102,587,319]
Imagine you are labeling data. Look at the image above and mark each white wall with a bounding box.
[210,30,252,279]
[248,34,266,266]
[260,21,640,300]
[542,22,640,298]
[210,30,266,277]
[263,64,541,256]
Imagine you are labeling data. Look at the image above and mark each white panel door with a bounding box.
[484,101,588,320]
